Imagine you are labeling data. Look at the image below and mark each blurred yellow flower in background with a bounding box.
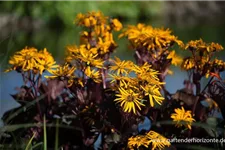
[167,50,183,66]
[184,38,223,52]
[111,18,123,31]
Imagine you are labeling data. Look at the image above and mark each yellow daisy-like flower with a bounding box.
[7,47,38,72]
[45,63,76,87]
[119,23,183,52]
[74,11,107,28]
[5,47,57,75]
[184,39,223,53]
[167,50,183,66]
[140,85,164,107]
[181,57,195,70]
[108,74,139,91]
[170,107,195,129]
[127,135,150,149]
[132,62,151,73]
[111,18,123,31]
[84,66,101,83]
[209,42,224,52]
[78,45,99,65]
[114,87,145,114]
[65,45,80,62]
[136,66,164,87]
[110,57,133,75]
[65,44,104,69]
[36,48,58,75]
[146,130,171,150]
[97,37,111,55]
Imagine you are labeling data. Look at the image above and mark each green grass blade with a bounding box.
[25,132,36,150]
[31,142,43,149]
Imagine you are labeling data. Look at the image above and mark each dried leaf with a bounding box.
[47,79,66,100]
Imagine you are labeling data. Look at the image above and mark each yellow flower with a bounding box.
[45,63,76,87]
[214,59,225,66]
[110,57,133,75]
[36,48,58,74]
[84,66,101,83]
[74,11,107,28]
[135,64,164,86]
[167,50,183,66]
[119,23,183,52]
[141,85,164,107]
[5,47,57,75]
[66,44,104,68]
[209,42,223,52]
[185,39,206,51]
[181,58,195,70]
[114,87,145,114]
[127,135,150,149]
[97,37,111,54]
[171,107,195,129]
[146,131,171,150]
[7,47,38,72]
[184,39,223,52]
[65,45,80,61]
[108,74,138,91]
[132,62,151,73]
[111,18,123,31]
[79,46,104,68]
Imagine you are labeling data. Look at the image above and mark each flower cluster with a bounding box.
[119,23,183,52]
[181,39,225,78]
[128,130,171,150]
[74,11,122,56]
[119,23,183,77]
[184,38,223,53]
[110,58,165,114]
[5,47,57,75]
[65,11,123,85]
[170,107,195,129]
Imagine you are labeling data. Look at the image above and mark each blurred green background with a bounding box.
[1,1,225,123]
[1,1,225,64]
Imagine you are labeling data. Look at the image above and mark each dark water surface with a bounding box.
[1,24,225,126]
